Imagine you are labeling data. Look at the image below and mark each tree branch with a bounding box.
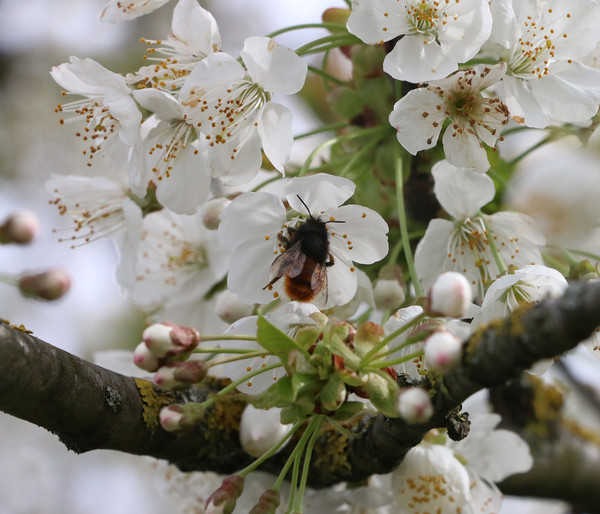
[1,280,600,507]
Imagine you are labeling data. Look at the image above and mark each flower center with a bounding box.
[406,0,442,37]
[506,10,572,79]
[187,78,269,148]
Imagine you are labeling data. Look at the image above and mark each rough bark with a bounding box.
[1,280,600,508]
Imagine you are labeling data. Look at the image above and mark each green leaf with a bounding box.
[257,315,297,354]
[247,376,296,409]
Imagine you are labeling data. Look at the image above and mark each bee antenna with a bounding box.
[296,195,312,217]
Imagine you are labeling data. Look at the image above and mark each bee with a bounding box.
[263,196,343,304]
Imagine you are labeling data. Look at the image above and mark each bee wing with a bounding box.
[311,263,328,306]
[270,241,306,280]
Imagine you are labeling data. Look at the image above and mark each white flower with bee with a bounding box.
[218,174,389,309]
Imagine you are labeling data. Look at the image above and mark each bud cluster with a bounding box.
[134,322,205,390]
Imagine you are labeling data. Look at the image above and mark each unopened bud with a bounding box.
[0,209,40,244]
[159,402,204,433]
[374,279,406,311]
[249,489,281,514]
[355,321,384,347]
[424,330,462,372]
[206,475,245,514]
[159,404,186,432]
[428,272,472,318]
[154,360,208,390]
[203,197,231,230]
[215,289,253,324]
[142,322,200,359]
[322,7,350,27]
[18,269,71,300]
[240,405,292,458]
[396,387,433,424]
[133,342,160,372]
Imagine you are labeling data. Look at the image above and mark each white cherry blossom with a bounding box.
[45,173,143,248]
[472,265,567,328]
[180,36,307,185]
[122,208,229,328]
[51,57,142,164]
[131,88,211,214]
[414,161,545,299]
[347,0,492,83]
[128,0,221,91]
[218,174,389,309]
[489,0,600,127]
[389,65,509,172]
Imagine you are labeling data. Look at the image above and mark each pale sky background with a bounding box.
[0,1,584,513]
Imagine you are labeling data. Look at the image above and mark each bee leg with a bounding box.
[262,275,281,290]
[326,253,335,267]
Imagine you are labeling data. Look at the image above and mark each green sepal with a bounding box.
[319,373,346,412]
[291,372,322,398]
[328,401,366,422]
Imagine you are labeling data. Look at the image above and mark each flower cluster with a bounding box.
[39,0,600,512]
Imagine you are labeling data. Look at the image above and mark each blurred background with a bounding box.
[0,1,582,512]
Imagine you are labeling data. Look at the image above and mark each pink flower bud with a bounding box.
[205,475,245,514]
[0,209,40,244]
[215,289,253,324]
[159,404,186,432]
[133,342,160,372]
[18,268,71,301]
[428,271,472,318]
[424,330,463,372]
[154,360,208,390]
[203,197,231,230]
[249,489,281,514]
[239,405,291,458]
[142,322,200,359]
[396,387,433,424]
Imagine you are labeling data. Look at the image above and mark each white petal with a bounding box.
[227,238,278,305]
[431,160,495,218]
[154,145,211,214]
[389,89,446,155]
[499,75,551,128]
[258,103,293,172]
[241,37,307,95]
[133,88,182,121]
[171,0,221,55]
[392,444,470,510]
[346,0,411,43]
[530,62,600,124]
[384,34,459,83]
[218,191,286,249]
[451,414,533,482]
[286,174,355,214]
[326,205,389,264]
[206,132,264,186]
[414,218,454,292]
[50,56,129,96]
[324,252,358,309]
[442,127,490,172]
